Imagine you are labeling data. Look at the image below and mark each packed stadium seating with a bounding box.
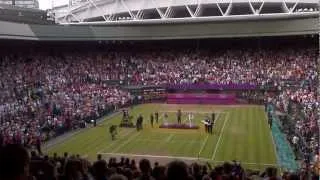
[0,38,318,179]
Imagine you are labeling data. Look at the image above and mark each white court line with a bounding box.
[165,134,174,142]
[197,112,221,157]
[166,111,224,124]
[198,135,209,157]
[160,110,227,114]
[211,112,230,160]
[44,111,122,150]
[97,129,135,154]
[134,138,200,144]
[99,152,278,166]
[158,114,164,124]
[111,131,142,153]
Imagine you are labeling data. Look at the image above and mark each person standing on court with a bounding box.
[211,113,215,124]
[204,116,209,133]
[136,116,140,131]
[164,113,169,124]
[155,112,159,124]
[150,113,154,127]
[109,125,117,140]
[136,114,143,131]
[94,119,97,127]
[264,102,268,112]
[268,112,272,128]
[139,114,144,130]
[208,119,213,134]
[177,109,182,124]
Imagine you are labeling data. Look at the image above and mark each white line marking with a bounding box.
[211,112,230,160]
[198,112,221,157]
[111,131,142,153]
[160,110,226,114]
[101,152,200,160]
[97,129,135,154]
[159,114,164,124]
[134,138,199,144]
[44,111,121,150]
[214,112,221,125]
[99,152,278,166]
[165,134,174,142]
[198,135,209,157]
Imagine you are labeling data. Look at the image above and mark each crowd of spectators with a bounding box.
[273,85,319,169]
[0,54,131,148]
[75,48,316,87]
[0,43,318,178]
[261,45,319,169]
[1,144,316,180]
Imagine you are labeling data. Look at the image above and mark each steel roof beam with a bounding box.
[136,10,143,19]
[288,0,300,13]
[185,5,195,17]
[164,1,170,17]
[87,0,108,21]
[53,0,318,23]
[248,0,265,15]
[168,7,174,18]
[164,7,171,17]
[69,12,82,22]
[194,0,202,17]
[216,0,233,16]
[136,0,147,19]
[151,0,165,19]
[281,0,290,13]
[59,12,318,25]
[105,0,120,21]
[120,0,135,19]
[224,0,232,15]
[165,7,175,18]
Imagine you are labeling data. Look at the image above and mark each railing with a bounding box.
[268,104,299,171]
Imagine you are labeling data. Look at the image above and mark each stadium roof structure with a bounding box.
[53,0,319,24]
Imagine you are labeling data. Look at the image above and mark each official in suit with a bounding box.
[204,117,209,133]
[136,115,143,131]
[150,114,154,127]
[177,109,182,124]
[211,113,215,124]
[155,112,159,124]
[208,119,213,134]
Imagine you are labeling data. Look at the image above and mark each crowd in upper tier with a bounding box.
[40,48,315,87]
[0,44,318,177]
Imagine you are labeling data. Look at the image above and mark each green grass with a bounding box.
[45,103,278,171]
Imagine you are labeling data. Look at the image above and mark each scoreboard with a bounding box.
[124,85,166,101]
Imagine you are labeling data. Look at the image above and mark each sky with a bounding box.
[39,0,68,10]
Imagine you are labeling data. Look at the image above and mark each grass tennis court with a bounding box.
[45,103,278,171]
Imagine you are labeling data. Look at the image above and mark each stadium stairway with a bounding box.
[268,105,299,172]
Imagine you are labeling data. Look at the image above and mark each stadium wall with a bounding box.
[0,15,318,40]
[0,21,38,40]
[167,93,236,104]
